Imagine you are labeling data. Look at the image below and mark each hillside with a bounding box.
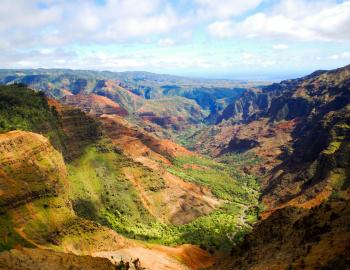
[60,93,128,117]
[207,65,350,269]
[0,84,260,269]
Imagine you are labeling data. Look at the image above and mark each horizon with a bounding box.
[1,0,350,79]
[1,64,346,82]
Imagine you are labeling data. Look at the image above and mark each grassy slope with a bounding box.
[67,141,260,250]
[0,84,66,151]
[67,143,156,229]
[0,85,87,251]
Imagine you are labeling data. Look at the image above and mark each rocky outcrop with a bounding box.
[216,64,350,125]
[263,105,350,210]
[92,80,144,112]
[48,99,101,160]
[0,131,67,209]
[216,89,270,123]
[211,194,350,270]
[136,97,205,131]
[206,65,350,209]
[207,65,350,270]
[100,114,192,161]
[60,93,128,117]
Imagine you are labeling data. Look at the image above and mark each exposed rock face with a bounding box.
[260,65,350,210]
[211,195,350,270]
[217,64,350,125]
[216,89,270,123]
[48,99,101,160]
[0,248,116,270]
[263,106,350,209]
[136,97,205,131]
[197,65,350,210]
[100,114,192,161]
[207,65,350,270]
[0,131,67,209]
[60,93,128,117]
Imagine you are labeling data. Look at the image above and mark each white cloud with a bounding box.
[207,21,234,38]
[96,6,184,41]
[0,0,62,31]
[273,44,289,50]
[0,0,187,48]
[329,52,350,60]
[240,52,275,67]
[194,0,263,19]
[208,0,350,42]
[158,38,175,46]
[0,0,349,74]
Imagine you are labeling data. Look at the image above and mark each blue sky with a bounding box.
[1,0,350,80]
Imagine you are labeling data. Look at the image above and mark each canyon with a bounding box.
[0,65,349,269]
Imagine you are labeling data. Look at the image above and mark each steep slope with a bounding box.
[211,193,350,270]
[195,65,350,204]
[0,131,66,210]
[47,98,101,161]
[0,84,101,161]
[92,79,145,112]
[137,97,205,131]
[0,131,83,250]
[263,105,350,211]
[99,114,219,225]
[0,84,67,152]
[0,130,128,253]
[60,93,128,116]
[207,65,350,269]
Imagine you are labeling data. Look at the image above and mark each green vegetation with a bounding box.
[103,202,253,251]
[0,84,261,251]
[174,124,208,150]
[67,142,260,250]
[0,213,34,251]
[323,141,342,155]
[167,154,260,202]
[68,143,156,230]
[0,84,66,150]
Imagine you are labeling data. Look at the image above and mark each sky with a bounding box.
[1,0,350,80]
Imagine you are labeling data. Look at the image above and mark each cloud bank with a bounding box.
[0,0,349,77]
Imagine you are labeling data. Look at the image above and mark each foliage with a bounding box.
[0,84,66,150]
[66,143,260,250]
[167,154,259,202]
[68,145,156,228]
[0,213,34,251]
[322,141,342,155]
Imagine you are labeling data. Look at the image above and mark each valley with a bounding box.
[0,65,349,270]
